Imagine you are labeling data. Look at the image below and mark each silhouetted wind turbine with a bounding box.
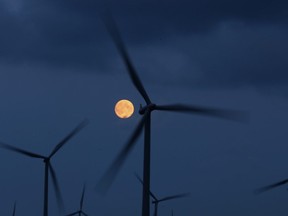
[151,194,188,216]
[135,173,189,216]
[96,15,248,216]
[66,184,89,216]
[255,178,288,194]
[0,120,88,216]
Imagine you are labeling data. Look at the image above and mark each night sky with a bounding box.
[1,0,288,215]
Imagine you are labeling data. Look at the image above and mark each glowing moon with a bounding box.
[114,99,134,119]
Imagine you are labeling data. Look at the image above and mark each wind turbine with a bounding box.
[135,173,189,216]
[96,15,248,216]
[255,178,288,194]
[66,184,89,216]
[0,120,88,216]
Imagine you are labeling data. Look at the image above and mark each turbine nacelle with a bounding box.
[139,103,156,115]
[43,158,50,163]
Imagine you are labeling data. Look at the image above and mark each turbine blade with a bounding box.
[65,211,79,216]
[134,172,158,200]
[103,14,151,104]
[155,104,249,122]
[96,113,147,194]
[80,184,86,210]
[12,202,16,216]
[48,163,65,215]
[171,209,174,216]
[0,142,45,159]
[49,119,89,158]
[156,193,190,203]
[255,179,288,194]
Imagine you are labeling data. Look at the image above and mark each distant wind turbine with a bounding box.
[96,14,249,216]
[0,120,88,216]
[66,184,89,216]
[135,173,189,216]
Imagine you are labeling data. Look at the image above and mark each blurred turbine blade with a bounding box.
[171,209,174,216]
[12,202,16,216]
[49,119,89,158]
[157,192,190,203]
[96,113,147,194]
[80,184,86,210]
[103,14,151,105]
[255,179,288,194]
[65,211,79,216]
[155,104,249,122]
[49,163,65,215]
[0,142,45,159]
[134,172,158,200]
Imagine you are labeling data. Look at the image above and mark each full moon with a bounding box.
[114,99,134,119]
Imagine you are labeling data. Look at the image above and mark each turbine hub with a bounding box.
[43,158,50,163]
[139,103,156,115]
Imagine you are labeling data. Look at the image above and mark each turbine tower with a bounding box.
[0,120,88,216]
[96,15,248,216]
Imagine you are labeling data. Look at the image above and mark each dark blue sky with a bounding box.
[0,0,288,215]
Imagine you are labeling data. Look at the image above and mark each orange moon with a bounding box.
[114,99,134,119]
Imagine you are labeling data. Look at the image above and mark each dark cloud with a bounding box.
[119,22,288,90]
[0,0,287,87]
[107,0,288,38]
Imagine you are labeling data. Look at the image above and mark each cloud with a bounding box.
[128,21,288,89]
[1,0,24,13]
[0,0,287,89]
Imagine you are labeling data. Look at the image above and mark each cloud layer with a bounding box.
[0,0,287,88]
